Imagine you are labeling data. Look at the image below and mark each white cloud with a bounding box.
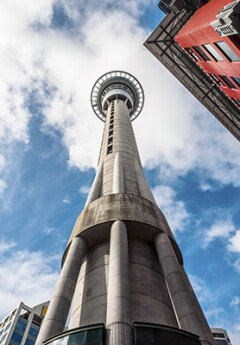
[152,185,189,233]
[0,180,7,196]
[0,239,59,320]
[228,230,240,253]
[0,0,239,189]
[0,154,6,171]
[79,185,91,195]
[189,274,215,304]
[43,226,56,235]
[230,296,240,309]
[228,321,240,345]
[62,196,71,204]
[202,220,235,248]
[0,238,16,254]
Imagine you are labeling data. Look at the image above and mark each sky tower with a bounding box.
[36,71,216,345]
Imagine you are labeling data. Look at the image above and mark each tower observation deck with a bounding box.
[36,71,216,345]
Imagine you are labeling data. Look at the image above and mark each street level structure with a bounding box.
[211,328,232,345]
[36,71,216,345]
[0,302,49,345]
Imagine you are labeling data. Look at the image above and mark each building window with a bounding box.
[232,98,240,107]
[109,130,113,137]
[108,137,113,145]
[110,115,114,120]
[25,339,35,345]
[231,77,240,87]
[193,46,211,61]
[202,44,224,61]
[209,74,224,86]
[16,320,27,332]
[185,47,201,61]
[28,327,39,338]
[110,119,114,125]
[11,332,23,343]
[219,75,236,89]
[107,145,113,154]
[109,124,113,130]
[215,41,240,62]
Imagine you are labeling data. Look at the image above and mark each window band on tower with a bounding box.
[107,102,114,154]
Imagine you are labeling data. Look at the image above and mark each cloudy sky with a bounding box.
[0,0,240,343]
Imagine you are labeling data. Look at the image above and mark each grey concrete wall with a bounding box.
[68,240,109,328]
[66,193,178,250]
[36,237,86,345]
[154,232,215,345]
[129,238,178,327]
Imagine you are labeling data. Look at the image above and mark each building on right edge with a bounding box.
[144,0,240,141]
[211,328,232,345]
[175,0,240,109]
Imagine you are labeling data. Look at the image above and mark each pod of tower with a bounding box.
[36,71,216,345]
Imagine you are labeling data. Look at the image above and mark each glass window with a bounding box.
[110,119,114,125]
[16,320,26,333]
[215,41,240,62]
[202,44,224,61]
[108,137,113,145]
[209,74,224,86]
[232,98,240,107]
[11,332,23,344]
[107,145,113,154]
[25,339,35,345]
[185,47,201,61]
[193,46,211,61]
[215,340,228,345]
[219,75,236,88]
[134,323,201,345]
[231,77,240,87]
[109,130,113,137]
[109,124,113,130]
[28,327,39,338]
[45,327,104,345]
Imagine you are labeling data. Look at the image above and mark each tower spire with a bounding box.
[36,71,215,345]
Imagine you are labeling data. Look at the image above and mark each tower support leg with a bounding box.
[36,237,86,345]
[106,220,132,345]
[154,232,215,345]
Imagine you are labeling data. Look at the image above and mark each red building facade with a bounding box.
[175,0,240,108]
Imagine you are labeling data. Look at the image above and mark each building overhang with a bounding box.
[144,5,240,141]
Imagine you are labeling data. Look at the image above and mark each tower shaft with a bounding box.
[86,98,154,204]
[36,72,216,345]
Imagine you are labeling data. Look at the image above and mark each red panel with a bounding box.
[175,0,240,102]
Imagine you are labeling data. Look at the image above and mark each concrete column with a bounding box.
[113,152,124,193]
[86,161,103,205]
[106,221,132,345]
[20,310,34,345]
[154,232,215,345]
[36,237,86,345]
[180,266,216,344]
[134,158,156,204]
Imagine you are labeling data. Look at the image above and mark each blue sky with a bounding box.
[0,0,239,343]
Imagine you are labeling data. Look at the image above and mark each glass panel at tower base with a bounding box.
[134,323,201,345]
[44,325,104,345]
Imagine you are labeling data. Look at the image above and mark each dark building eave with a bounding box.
[144,8,240,141]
